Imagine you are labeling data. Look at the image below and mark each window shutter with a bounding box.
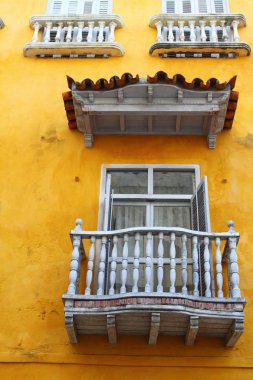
[197,0,208,13]
[98,0,112,15]
[165,1,176,13]
[213,0,225,13]
[191,176,211,296]
[68,0,79,15]
[48,0,64,15]
[83,0,94,14]
[182,0,192,13]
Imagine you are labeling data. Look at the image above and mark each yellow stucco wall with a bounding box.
[0,0,253,378]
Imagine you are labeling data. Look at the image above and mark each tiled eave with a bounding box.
[62,72,239,149]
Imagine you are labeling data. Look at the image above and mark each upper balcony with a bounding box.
[0,18,4,29]
[23,14,124,58]
[149,14,251,58]
[62,220,245,346]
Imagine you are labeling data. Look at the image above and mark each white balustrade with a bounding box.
[32,22,41,43]
[228,221,241,298]
[55,22,63,42]
[77,22,84,43]
[98,21,105,42]
[155,21,163,42]
[167,21,174,42]
[210,20,218,42]
[192,236,199,297]
[132,233,140,293]
[220,20,228,41]
[157,232,164,293]
[109,21,117,43]
[87,21,94,42]
[189,20,196,42]
[232,20,240,42]
[181,234,188,295]
[85,236,96,295]
[44,22,52,43]
[215,237,223,298]
[145,232,152,293]
[67,219,83,295]
[204,237,211,297]
[97,236,107,295]
[170,233,176,293]
[66,23,73,42]
[109,235,118,295]
[120,234,129,294]
[178,21,185,41]
[199,20,207,42]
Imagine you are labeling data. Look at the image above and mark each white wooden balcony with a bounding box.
[62,220,245,346]
[24,14,124,58]
[149,14,250,57]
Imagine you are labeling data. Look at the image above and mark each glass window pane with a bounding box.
[110,171,148,194]
[153,171,195,194]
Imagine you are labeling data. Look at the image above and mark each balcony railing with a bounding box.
[24,14,124,58]
[62,219,245,346]
[149,14,251,57]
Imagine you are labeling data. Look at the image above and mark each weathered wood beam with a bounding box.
[176,115,181,132]
[225,319,244,347]
[65,312,78,344]
[185,316,199,346]
[149,313,160,345]
[107,314,117,344]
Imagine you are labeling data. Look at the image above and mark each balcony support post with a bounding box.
[215,237,224,298]
[32,22,41,43]
[67,219,83,295]
[55,22,63,42]
[232,20,240,42]
[44,22,53,43]
[181,234,188,295]
[167,21,174,42]
[87,21,94,42]
[77,22,84,43]
[155,21,163,42]
[98,21,105,42]
[65,312,78,344]
[204,237,211,297]
[120,234,129,294]
[228,221,241,298]
[192,236,199,297]
[109,21,117,42]
[170,233,176,293]
[185,316,199,346]
[109,235,118,295]
[225,319,244,347]
[220,20,229,42]
[178,21,185,41]
[210,20,218,42]
[97,236,107,295]
[66,22,73,43]
[199,21,207,42]
[132,233,140,293]
[189,20,196,42]
[85,236,96,295]
[107,315,117,344]
[149,313,160,345]
[145,232,152,293]
[157,232,164,293]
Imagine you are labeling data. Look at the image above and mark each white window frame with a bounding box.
[162,0,230,14]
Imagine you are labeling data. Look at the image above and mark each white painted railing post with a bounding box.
[97,236,107,295]
[145,232,152,293]
[132,233,140,293]
[220,20,229,41]
[85,236,96,295]
[192,236,199,296]
[77,22,84,43]
[98,21,105,42]
[199,20,207,42]
[44,22,53,43]
[210,20,218,42]
[32,22,41,43]
[66,22,73,42]
[215,237,223,298]
[181,234,188,295]
[109,235,118,295]
[170,233,176,293]
[87,21,94,42]
[178,21,185,41]
[155,21,163,42]
[109,21,117,42]
[204,237,211,297]
[232,20,240,42]
[67,219,83,295]
[55,22,63,42]
[189,20,196,42]
[120,234,129,294]
[228,221,241,298]
[167,21,174,42]
[157,232,164,293]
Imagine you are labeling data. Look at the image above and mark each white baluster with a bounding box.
[120,234,129,294]
[67,219,83,295]
[210,20,218,42]
[192,236,199,297]
[66,22,73,43]
[87,21,94,42]
[215,237,223,298]
[44,22,53,43]
[77,22,84,43]
[170,233,176,293]
[85,236,96,295]
[228,221,241,298]
[155,21,163,42]
[132,233,140,293]
[97,236,107,295]
[32,22,41,43]
[55,22,63,42]
[199,21,207,42]
[204,237,211,297]
[181,234,187,295]
[189,21,196,42]
[220,20,228,41]
[167,21,174,42]
[109,236,118,295]
[178,21,185,41]
[145,232,152,293]
[157,232,164,293]
[232,20,240,42]
[109,21,117,42]
[98,21,105,42]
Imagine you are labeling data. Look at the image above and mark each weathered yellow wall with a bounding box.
[0,0,253,378]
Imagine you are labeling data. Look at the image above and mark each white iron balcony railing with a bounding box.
[24,14,124,58]
[149,14,250,57]
[62,219,245,346]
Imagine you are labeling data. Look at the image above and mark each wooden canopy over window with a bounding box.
[62,71,239,149]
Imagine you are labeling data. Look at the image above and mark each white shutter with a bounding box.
[211,0,227,13]
[97,0,112,14]
[182,0,193,13]
[68,0,79,15]
[164,0,176,13]
[47,0,64,15]
[83,0,94,14]
[197,0,209,13]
